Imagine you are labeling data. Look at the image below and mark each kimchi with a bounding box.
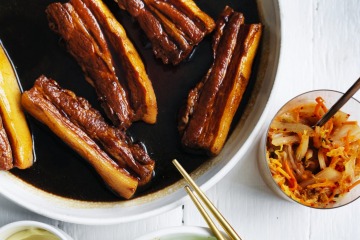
[266,97,360,207]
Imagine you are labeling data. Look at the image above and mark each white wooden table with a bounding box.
[1,0,360,239]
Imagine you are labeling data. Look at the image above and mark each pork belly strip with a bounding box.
[21,77,138,199]
[0,117,13,170]
[74,0,157,124]
[46,0,157,127]
[115,0,215,65]
[116,0,182,65]
[179,7,262,156]
[35,76,154,186]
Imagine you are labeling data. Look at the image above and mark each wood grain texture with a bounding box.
[1,1,360,239]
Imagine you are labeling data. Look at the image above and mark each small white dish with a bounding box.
[0,221,73,240]
[134,226,220,240]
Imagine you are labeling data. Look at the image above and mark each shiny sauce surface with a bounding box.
[0,0,260,201]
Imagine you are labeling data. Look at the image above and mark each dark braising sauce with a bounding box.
[0,0,260,202]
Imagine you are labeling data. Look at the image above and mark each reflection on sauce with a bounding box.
[6,227,61,240]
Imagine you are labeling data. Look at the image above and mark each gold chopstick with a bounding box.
[184,185,226,240]
[173,159,242,240]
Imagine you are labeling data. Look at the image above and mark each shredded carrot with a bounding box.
[272,159,282,167]
[283,160,298,190]
[343,130,352,152]
[294,108,300,122]
[313,126,322,148]
[307,180,336,189]
[349,179,360,191]
[314,97,328,118]
[314,103,322,118]
[276,167,290,179]
[329,156,341,169]
[343,121,358,125]
[315,97,324,104]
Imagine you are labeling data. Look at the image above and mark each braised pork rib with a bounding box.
[46,0,157,129]
[22,76,155,199]
[178,6,262,156]
[115,0,215,65]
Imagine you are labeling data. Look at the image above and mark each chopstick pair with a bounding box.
[172,159,242,240]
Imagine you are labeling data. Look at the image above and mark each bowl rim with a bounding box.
[0,220,72,240]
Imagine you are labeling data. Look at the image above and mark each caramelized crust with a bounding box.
[179,7,262,156]
[46,0,157,128]
[22,75,156,199]
[116,0,215,65]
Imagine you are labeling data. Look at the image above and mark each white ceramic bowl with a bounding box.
[0,221,73,240]
[258,90,360,208]
[0,0,281,224]
[134,226,219,240]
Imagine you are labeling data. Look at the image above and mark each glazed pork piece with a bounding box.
[21,76,156,199]
[46,0,157,129]
[115,0,215,65]
[178,6,262,156]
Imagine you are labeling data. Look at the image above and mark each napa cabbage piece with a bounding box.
[266,97,360,208]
